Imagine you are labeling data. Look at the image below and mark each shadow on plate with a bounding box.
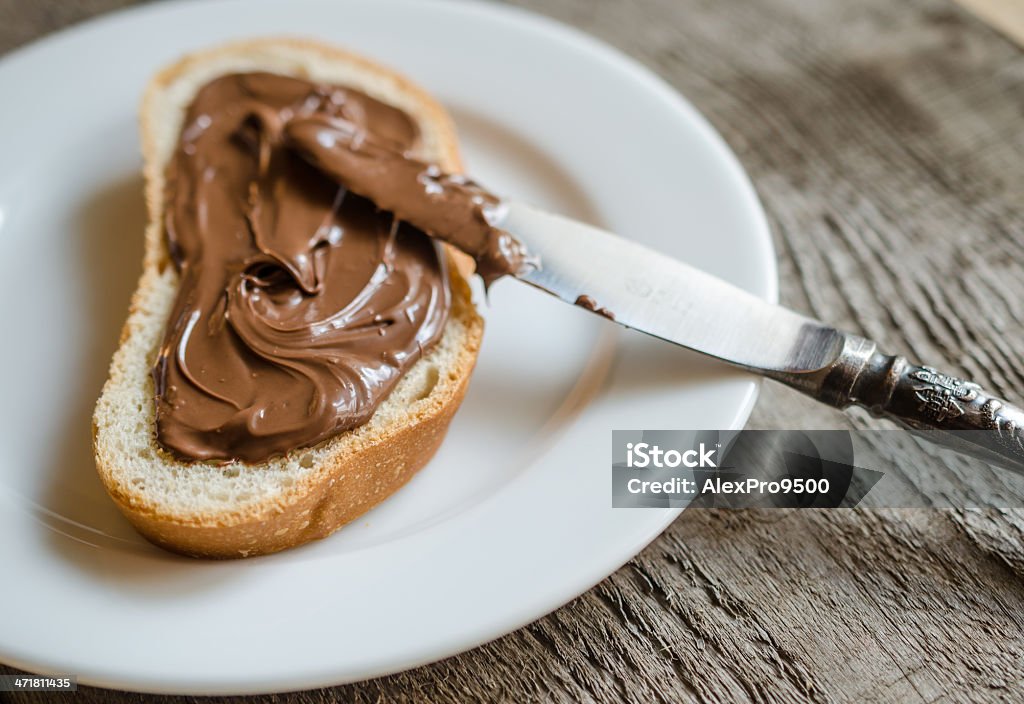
[449,104,601,223]
[611,333,746,396]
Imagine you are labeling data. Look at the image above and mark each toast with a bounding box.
[92,38,484,558]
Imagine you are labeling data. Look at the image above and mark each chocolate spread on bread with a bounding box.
[155,72,530,462]
[284,115,533,287]
[155,73,447,462]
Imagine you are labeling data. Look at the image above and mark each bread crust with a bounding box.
[93,38,484,559]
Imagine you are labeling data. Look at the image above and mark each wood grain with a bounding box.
[2,0,1024,701]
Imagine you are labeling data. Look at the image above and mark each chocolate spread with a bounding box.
[574,295,615,321]
[154,73,452,462]
[283,113,535,287]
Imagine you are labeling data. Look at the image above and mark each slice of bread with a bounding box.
[93,38,484,559]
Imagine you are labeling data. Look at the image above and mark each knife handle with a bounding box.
[768,335,1024,475]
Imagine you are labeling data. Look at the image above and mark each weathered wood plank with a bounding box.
[2,0,1024,702]
[0,0,136,51]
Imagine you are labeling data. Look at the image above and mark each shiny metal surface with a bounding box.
[500,202,845,374]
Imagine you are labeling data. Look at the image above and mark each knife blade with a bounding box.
[499,202,844,374]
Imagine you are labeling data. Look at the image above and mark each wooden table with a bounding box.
[3,0,1023,701]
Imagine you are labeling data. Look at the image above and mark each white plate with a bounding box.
[0,0,775,694]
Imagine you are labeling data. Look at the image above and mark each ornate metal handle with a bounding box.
[768,335,1024,475]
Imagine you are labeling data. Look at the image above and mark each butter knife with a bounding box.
[494,203,1024,475]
